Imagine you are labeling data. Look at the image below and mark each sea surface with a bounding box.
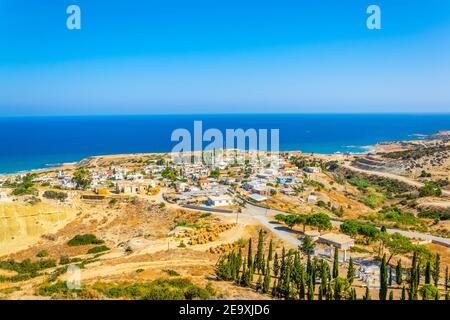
[0,114,449,174]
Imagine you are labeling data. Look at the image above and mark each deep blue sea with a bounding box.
[0,114,449,174]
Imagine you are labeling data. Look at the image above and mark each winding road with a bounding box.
[157,190,450,248]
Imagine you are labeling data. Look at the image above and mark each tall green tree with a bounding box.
[409,251,419,300]
[273,252,280,277]
[268,239,273,261]
[433,254,440,287]
[331,277,349,300]
[300,236,315,256]
[389,290,394,300]
[72,167,92,190]
[401,286,406,300]
[445,265,448,291]
[332,247,339,279]
[262,259,271,293]
[256,229,264,273]
[379,254,388,300]
[347,257,355,285]
[247,238,253,271]
[363,286,371,300]
[425,260,431,284]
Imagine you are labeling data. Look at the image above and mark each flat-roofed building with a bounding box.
[207,195,234,207]
[318,233,355,250]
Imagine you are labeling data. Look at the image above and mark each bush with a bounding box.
[340,220,380,240]
[163,269,180,276]
[91,278,211,300]
[200,212,211,218]
[419,284,440,300]
[419,182,442,197]
[36,250,49,258]
[363,192,385,208]
[43,190,68,202]
[67,234,104,246]
[87,245,110,254]
[418,210,449,221]
[59,256,82,265]
[0,258,56,275]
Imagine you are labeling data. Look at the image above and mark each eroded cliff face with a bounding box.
[0,202,75,256]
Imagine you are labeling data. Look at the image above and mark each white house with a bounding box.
[307,194,318,203]
[305,167,321,174]
[207,195,234,207]
[248,193,267,202]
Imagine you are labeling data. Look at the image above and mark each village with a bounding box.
[0,144,449,300]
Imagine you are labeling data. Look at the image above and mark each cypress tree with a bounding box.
[271,279,278,297]
[332,247,339,279]
[299,267,306,300]
[240,258,247,286]
[268,238,273,261]
[321,260,329,298]
[247,238,253,271]
[396,260,403,285]
[348,287,357,300]
[273,252,279,277]
[379,254,388,300]
[409,251,418,300]
[283,264,291,299]
[425,260,431,284]
[261,254,266,275]
[389,266,393,286]
[433,254,440,287]
[256,229,264,273]
[389,290,394,300]
[256,275,263,292]
[263,260,271,293]
[363,286,371,300]
[445,265,448,290]
[326,282,332,300]
[307,276,314,300]
[347,257,355,285]
[401,286,406,300]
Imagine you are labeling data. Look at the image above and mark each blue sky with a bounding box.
[0,0,450,115]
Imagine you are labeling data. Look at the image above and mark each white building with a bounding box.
[207,195,234,207]
[307,194,318,203]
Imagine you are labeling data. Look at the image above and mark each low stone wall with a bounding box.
[181,204,235,214]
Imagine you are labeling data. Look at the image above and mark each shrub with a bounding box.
[36,250,49,258]
[419,182,442,197]
[419,284,440,300]
[67,234,104,246]
[59,256,82,265]
[363,192,385,208]
[43,190,68,202]
[200,212,212,218]
[87,245,110,254]
[163,269,180,276]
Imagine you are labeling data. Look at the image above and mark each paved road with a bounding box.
[158,189,450,248]
[343,163,450,196]
[244,202,450,248]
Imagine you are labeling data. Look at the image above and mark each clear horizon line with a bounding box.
[1,111,450,118]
